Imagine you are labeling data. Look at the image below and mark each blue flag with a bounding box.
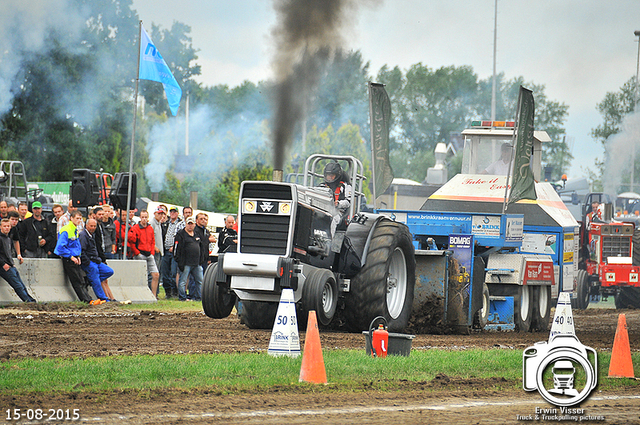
[139,25,182,116]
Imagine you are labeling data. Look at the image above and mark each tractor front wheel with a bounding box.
[202,263,236,319]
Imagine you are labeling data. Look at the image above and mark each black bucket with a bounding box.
[363,316,415,357]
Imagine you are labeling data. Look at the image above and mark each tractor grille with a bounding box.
[239,183,293,255]
[240,214,290,255]
[602,236,631,258]
[242,183,292,200]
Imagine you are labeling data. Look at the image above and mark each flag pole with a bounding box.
[502,87,522,215]
[123,20,142,259]
[368,81,377,208]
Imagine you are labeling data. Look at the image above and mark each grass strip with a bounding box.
[1,350,638,395]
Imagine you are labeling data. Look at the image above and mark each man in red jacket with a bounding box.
[128,210,160,298]
[115,209,135,259]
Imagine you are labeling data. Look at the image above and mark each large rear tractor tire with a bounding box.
[514,285,533,332]
[531,285,552,332]
[345,220,415,332]
[473,283,490,330]
[237,300,279,329]
[633,228,640,265]
[573,269,590,310]
[615,287,640,309]
[202,263,236,319]
[302,268,338,327]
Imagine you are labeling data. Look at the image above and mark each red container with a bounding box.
[371,324,388,358]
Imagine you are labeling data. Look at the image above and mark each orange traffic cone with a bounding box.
[299,311,327,384]
[608,314,635,378]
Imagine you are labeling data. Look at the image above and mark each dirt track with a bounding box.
[1,304,639,424]
[1,305,638,358]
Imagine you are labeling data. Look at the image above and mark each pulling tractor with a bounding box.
[575,193,640,309]
[202,154,418,332]
[202,122,581,334]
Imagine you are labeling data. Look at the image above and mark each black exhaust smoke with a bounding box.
[270,0,377,170]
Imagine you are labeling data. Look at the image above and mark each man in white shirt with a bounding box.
[482,143,513,175]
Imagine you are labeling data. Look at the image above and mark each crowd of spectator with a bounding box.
[0,199,235,305]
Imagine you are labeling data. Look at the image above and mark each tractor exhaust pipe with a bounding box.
[273,169,283,182]
[604,203,613,222]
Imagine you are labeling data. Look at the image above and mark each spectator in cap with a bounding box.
[20,201,54,258]
[173,216,203,301]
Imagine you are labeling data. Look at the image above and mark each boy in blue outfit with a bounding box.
[55,211,103,305]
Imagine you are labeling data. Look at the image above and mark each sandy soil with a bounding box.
[1,304,639,424]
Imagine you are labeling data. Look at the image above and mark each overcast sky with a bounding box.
[133,0,640,180]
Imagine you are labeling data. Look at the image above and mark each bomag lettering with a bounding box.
[450,236,471,245]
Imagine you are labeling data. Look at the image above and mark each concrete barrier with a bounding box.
[0,259,157,304]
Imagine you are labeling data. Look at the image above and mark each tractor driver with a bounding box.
[586,200,602,229]
[320,162,352,235]
[482,143,513,175]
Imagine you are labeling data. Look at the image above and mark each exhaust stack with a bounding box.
[604,203,613,222]
[273,169,284,182]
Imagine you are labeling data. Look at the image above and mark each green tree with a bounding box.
[493,77,570,181]
[374,65,570,182]
[0,0,202,185]
[397,64,479,154]
[310,50,370,132]
[589,77,637,192]
[375,63,480,180]
[209,163,273,213]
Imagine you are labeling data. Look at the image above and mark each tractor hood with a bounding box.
[421,174,578,229]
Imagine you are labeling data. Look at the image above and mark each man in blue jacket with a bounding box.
[79,218,113,301]
[55,211,103,305]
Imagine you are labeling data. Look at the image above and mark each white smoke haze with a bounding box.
[144,0,384,192]
[144,104,269,193]
[0,0,85,116]
[602,111,640,197]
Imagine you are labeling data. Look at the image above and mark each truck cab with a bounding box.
[461,120,550,180]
